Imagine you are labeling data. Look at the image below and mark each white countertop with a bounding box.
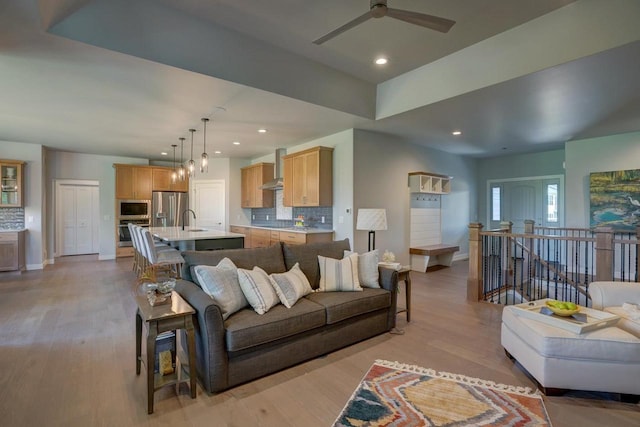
[231,225,333,234]
[0,228,27,233]
[149,227,245,242]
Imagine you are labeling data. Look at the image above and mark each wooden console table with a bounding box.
[135,290,197,414]
[396,267,412,322]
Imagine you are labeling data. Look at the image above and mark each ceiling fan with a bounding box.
[313,0,456,45]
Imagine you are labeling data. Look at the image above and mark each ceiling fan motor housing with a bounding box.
[371,1,388,18]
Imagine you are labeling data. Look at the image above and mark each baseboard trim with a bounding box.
[99,254,116,261]
[26,263,44,270]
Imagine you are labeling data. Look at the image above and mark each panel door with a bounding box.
[192,180,225,231]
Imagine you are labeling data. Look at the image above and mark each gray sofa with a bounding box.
[175,239,399,394]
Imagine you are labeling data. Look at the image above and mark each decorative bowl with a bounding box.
[545,300,580,316]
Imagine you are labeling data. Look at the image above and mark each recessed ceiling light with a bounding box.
[160,151,168,156]
[452,130,462,136]
[258,128,267,133]
[233,141,240,145]
[214,150,222,154]
[375,57,388,65]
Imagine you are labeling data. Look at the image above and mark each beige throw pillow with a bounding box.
[193,258,247,320]
[318,253,362,292]
[344,249,380,288]
[269,263,313,308]
[238,266,280,315]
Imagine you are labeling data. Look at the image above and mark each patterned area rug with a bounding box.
[334,360,552,427]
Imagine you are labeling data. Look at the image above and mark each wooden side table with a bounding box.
[396,267,411,322]
[135,289,197,414]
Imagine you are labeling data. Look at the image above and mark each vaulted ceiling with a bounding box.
[1,0,639,160]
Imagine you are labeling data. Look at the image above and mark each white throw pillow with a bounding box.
[269,263,313,308]
[238,266,280,315]
[193,258,247,320]
[318,253,362,292]
[344,249,380,288]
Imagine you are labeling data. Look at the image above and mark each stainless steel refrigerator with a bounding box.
[152,192,189,228]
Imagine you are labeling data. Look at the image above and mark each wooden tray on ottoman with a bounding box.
[511,299,620,334]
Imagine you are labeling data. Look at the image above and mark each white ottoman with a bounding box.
[501,305,640,396]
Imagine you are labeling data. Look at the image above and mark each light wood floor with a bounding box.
[1,256,638,426]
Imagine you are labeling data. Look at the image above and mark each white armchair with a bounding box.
[589,281,640,337]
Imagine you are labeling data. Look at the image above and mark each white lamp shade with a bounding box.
[356,209,387,231]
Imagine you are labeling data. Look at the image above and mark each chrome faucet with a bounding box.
[182,209,196,231]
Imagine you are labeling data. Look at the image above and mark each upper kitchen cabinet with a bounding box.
[0,160,24,207]
[114,164,152,200]
[283,146,333,207]
[241,163,274,208]
[152,167,188,192]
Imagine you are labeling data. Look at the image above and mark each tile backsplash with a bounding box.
[252,206,333,230]
[0,207,25,229]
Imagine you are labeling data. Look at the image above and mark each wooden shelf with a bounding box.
[408,172,452,194]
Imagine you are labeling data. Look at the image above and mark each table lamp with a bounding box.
[356,208,387,252]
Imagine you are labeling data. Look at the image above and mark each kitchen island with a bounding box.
[149,227,245,251]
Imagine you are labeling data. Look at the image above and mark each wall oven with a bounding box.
[118,218,150,247]
[118,199,151,219]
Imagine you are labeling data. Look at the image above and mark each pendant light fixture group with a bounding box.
[170,112,220,178]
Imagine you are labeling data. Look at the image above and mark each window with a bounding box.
[491,186,501,221]
[546,184,558,222]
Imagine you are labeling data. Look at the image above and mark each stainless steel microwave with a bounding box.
[118,199,151,219]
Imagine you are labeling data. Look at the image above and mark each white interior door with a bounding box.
[192,180,225,231]
[57,181,99,256]
[488,176,564,232]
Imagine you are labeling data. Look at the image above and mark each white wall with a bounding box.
[353,131,477,264]
[46,150,148,260]
[565,131,640,227]
[1,141,45,269]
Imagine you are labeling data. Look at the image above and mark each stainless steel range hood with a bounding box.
[260,148,286,190]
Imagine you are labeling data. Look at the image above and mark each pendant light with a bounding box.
[200,117,209,173]
[188,128,196,178]
[171,144,178,183]
[178,137,186,181]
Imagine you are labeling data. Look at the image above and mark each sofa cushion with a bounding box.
[193,258,248,320]
[345,249,380,288]
[605,306,640,338]
[306,288,391,324]
[318,253,362,292]
[183,243,287,284]
[269,263,313,308]
[224,298,326,352]
[238,266,280,315]
[283,238,351,289]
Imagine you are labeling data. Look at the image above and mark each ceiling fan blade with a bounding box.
[386,8,455,33]
[313,11,373,45]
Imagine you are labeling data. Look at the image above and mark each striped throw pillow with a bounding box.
[194,258,247,320]
[344,249,380,288]
[238,266,280,315]
[269,263,312,308]
[318,253,362,292]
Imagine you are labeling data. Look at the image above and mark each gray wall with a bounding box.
[565,131,640,227]
[476,149,565,226]
[46,150,148,260]
[353,130,477,265]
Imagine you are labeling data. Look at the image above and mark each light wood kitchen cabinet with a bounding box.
[1,160,24,207]
[249,228,271,248]
[0,231,25,272]
[152,167,189,192]
[114,165,153,200]
[230,226,251,248]
[282,146,333,207]
[241,163,274,208]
